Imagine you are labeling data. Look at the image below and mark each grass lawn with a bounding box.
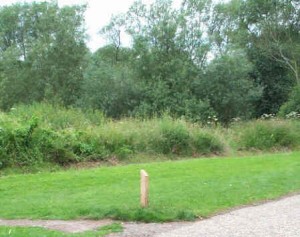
[0,223,122,237]
[0,152,299,222]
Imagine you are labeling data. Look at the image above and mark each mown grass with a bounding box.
[0,223,122,237]
[0,152,299,222]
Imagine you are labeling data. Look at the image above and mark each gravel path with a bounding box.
[110,194,300,237]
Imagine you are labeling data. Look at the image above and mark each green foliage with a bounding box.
[0,0,299,123]
[183,98,216,123]
[191,132,224,155]
[0,2,88,109]
[97,0,210,119]
[249,50,294,116]
[8,102,105,129]
[2,103,300,169]
[195,53,262,124]
[80,46,141,118]
[279,86,300,117]
[0,104,106,167]
[156,118,190,155]
[0,117,41,167]
[238,120,300,150]
[98,129,134,160]
[209,0,299,116]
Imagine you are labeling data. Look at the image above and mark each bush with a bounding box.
[191,132,224,155]
[0,116,104,167]
[154,119,190,155]
[99,130,134,160]
[279,86,300,117]
[184,98,216,124]
[0,117,42,167]
[237,120,300,150]
[1,103,300,170]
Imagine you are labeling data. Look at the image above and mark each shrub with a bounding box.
[154,119,190,155]
[0,118,93,167]
[279,86,300,117]
[192,132,224,155]
[184,98,216,123]
[49,148,79,165]
[0,117,43,167]
[49,130,109,163]
[237,120,300,150]
[99,129,134,160]
[1,103,300,170]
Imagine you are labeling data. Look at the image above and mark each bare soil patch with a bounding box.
[0,219,113,233]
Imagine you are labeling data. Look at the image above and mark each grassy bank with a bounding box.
[0,152,299,222]
[1,103,300,171]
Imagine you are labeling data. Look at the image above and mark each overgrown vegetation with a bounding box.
[0,0,299,170]
[0,103,300,170]
[0,1,299,228]
[0,0,299,124]
[237,121,300,150]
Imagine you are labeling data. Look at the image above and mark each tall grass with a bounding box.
[234,120,300,150]
[8,103,106,129]
[0,103,300,169]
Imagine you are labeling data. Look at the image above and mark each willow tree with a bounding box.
[0,2,88,109]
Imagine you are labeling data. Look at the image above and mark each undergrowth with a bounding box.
[0,103,300,169]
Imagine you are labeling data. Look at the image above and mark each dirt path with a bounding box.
[0,219,113,233]
[0,194,299,236]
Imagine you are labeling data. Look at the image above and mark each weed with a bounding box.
[192,132,224,155]
[237,120,300,150]
[1,103,300,169]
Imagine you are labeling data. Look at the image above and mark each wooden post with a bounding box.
[140,169,149,208]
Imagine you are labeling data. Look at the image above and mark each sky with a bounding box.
[0,0,183,51]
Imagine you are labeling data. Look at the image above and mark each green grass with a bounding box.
[0,152,299,222]
[0,223,123,237]
[2,103,300,170]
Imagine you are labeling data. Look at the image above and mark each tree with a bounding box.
[80,46,142,118]
[101,0,211,118]
[194,52,262,125]
[279,86,300,117]
[240,0,300,84]
[100,15,124,63]
[0,2,88,109]
[248,47,294,115]
[208,0,299,115]
[207,0,242,55]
